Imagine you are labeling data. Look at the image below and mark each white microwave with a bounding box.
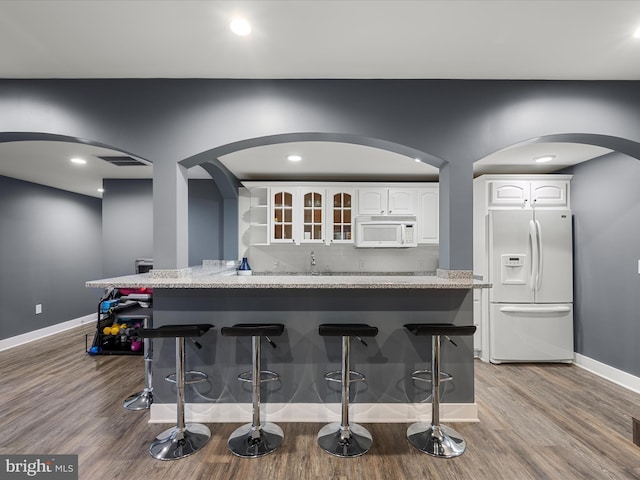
[355,216,418,248]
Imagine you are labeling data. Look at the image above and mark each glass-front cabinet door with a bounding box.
[329,189,354,244]
[271,189,295,243]
[301,190,324,243]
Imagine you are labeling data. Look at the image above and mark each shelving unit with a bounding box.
[250,187,269,246]
[87,297,152,356]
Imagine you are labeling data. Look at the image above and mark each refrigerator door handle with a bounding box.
[500,306,572,314]
[528,220,538,292]
[535,219,543,291]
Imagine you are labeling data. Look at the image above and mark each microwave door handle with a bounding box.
[400,224,406,245]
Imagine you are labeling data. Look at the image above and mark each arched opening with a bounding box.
[177,132,445,269]
[0,133,230,274]
[474,133,640,175]
[471,133,640,375]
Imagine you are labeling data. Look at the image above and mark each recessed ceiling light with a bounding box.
[230,18,251,36]
[534,155,555,163]
[634,27,640,39]
[70,157,86,165]
[287,154,302,162]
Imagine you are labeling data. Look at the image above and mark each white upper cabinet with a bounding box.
[488,178,569,209]
[530,180,568,207]
[243,182,438,247]
[300,188,325,244]
[327,188,355,244]
[358,188,416,215]
[270,187,327,244]
[357,188,387,215]
[488,180,529,207]
[416,186,439,244]
[388,189,416,215]
[270,188,297,244]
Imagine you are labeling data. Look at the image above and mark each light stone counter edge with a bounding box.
[86,267,491,290]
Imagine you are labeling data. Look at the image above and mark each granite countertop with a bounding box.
[86,266,491,290]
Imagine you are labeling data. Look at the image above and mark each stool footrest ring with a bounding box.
[324,370,365,383]
[237,370,280,383]
[410,369,452,383]
[165,370,208,385]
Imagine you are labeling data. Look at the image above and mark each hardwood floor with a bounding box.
[2,324,640,479]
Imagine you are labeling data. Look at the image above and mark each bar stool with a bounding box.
[404,323,476,458]
[317,323,379,457]
[135,323,214,461]
[221,323,285,458]
[123,314,154,410]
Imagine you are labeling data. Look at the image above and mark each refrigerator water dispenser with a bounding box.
[501,254,526,285]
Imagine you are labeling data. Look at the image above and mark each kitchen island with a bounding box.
[87,268,489,424]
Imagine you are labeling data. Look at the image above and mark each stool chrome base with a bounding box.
[406,422,466,458]
[317,422,373,457]
[228,422,284,458]
[149,423,211,461]
[123,389,153,411]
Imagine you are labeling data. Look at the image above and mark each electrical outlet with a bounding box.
[35,304,42,315]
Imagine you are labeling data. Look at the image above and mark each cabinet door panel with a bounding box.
[416,187,438,244]
[301,190,324,242]
[329,190,355,242]
[489,181,529,207]
[531,181,568,207]
[358,188,386,215]
[388,189,416,215]
[271,189,295,242]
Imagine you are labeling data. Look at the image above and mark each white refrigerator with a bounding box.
[488,209,574,363]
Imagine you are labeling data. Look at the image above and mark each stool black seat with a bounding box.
[221,323,285,458]
[404,323,476,458]
[317,323,378,458]
[319,323,379,338]
[136,323,213,461]
[222,323,284,338]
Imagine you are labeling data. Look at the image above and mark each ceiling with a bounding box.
[1,0,639,79]
[0,0,635,196]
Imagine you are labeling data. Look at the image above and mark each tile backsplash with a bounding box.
[247,244,438,273]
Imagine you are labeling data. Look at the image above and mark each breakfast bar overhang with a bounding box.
[87,269,489,424]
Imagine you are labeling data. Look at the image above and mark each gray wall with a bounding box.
[188,179,224,265]
[101,178,224,277]
[102,179,153,277]
[569,153,640,375]
[0,176,102,340]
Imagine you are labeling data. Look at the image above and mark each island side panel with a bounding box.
[150,288,474,409]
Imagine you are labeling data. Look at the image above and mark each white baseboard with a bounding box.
[574,353,640,395]
[0,313,95,352]
[149,402,479,424]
